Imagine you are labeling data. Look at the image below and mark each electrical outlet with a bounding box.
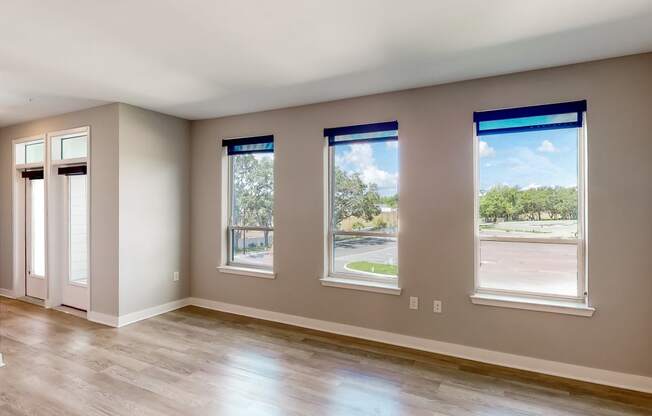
[409,296,419,310]
[173,271,180,282]
[433,300,442,313]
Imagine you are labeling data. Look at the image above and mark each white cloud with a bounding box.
[338,143,398,191]
[340,142,373,166]
[537,140,558,153]
[386,141,398,149]
[523,183,541,190]
[479,141,495,158]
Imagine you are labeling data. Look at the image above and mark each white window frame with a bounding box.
[225,153,274,271]
[326,143,399,286]
[473,112,589,306]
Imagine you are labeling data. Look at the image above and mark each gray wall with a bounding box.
[118,104,191,315]
[190,54,652,377]
[0,104,120,315]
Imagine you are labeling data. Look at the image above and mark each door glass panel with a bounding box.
[69,175,88,285]
[30,179,46,276]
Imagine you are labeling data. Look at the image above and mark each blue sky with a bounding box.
[335,141,398,196]
[479,128,578,190]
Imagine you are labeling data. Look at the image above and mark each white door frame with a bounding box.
[12,135,48,301]
[47,126,92,312]
[11,127,91,314]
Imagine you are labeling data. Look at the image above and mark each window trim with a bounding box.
[224,146,274,272]
[472,110,589,308]
[326,132,399,286]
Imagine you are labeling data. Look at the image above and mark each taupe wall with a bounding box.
[118,104,191,315]
[0,104,120,315]
[191,54,652,376]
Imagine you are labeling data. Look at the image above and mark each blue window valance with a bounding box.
[474,100,587,136]
[324,121,398,146]
[222,135,274,155]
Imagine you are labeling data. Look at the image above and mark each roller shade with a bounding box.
[324,121,398,146]
[222,135,274,155]
[474,100,587,136]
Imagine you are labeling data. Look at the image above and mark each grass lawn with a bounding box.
[347,261,398,276]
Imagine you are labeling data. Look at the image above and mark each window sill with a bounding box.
[470,293,595,317]
[320,276,402,295]
[217,266,276,280]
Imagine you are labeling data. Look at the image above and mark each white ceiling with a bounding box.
[1,0,652,127]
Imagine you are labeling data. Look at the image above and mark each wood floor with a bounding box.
[0,298,650,416]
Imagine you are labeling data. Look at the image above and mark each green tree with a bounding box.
[479,185,578,222]
[380,194,398,208]
[232,154,274,246]
[333,167,381,228]
[479,185,521,222]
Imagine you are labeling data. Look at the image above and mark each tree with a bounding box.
[479,185,578,223]
[479,185,520,222]
[380,194,398,209]
[232,154,274,247]
[333,167,381,228]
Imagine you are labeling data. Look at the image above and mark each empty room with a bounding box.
[0,1,651,415]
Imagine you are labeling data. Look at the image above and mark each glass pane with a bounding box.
[333,235,397,278]
[61,135,88,159]
[333,141,398,233]
[478,128,578,240]
[230,229,273,268]
[69,175,88,285]
[25,142,44,164]
[477,127,580,296]
[30,179,46,276]
[231,153,274,227]
[479,240,577,297]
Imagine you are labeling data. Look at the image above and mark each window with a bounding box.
[61,135,88,159]
[223,135,274,270]
[15,139,45,165]
[474,100,587,302]
[51,131,88,161]
[326,121,399,284]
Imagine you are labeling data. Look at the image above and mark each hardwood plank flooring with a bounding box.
[1,298,650,415]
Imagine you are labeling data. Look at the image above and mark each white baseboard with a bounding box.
[187,297,652,394]
[117,298,191,327]
[0,288,16,299]
[87,310,119,327]
[88,298,191,328]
